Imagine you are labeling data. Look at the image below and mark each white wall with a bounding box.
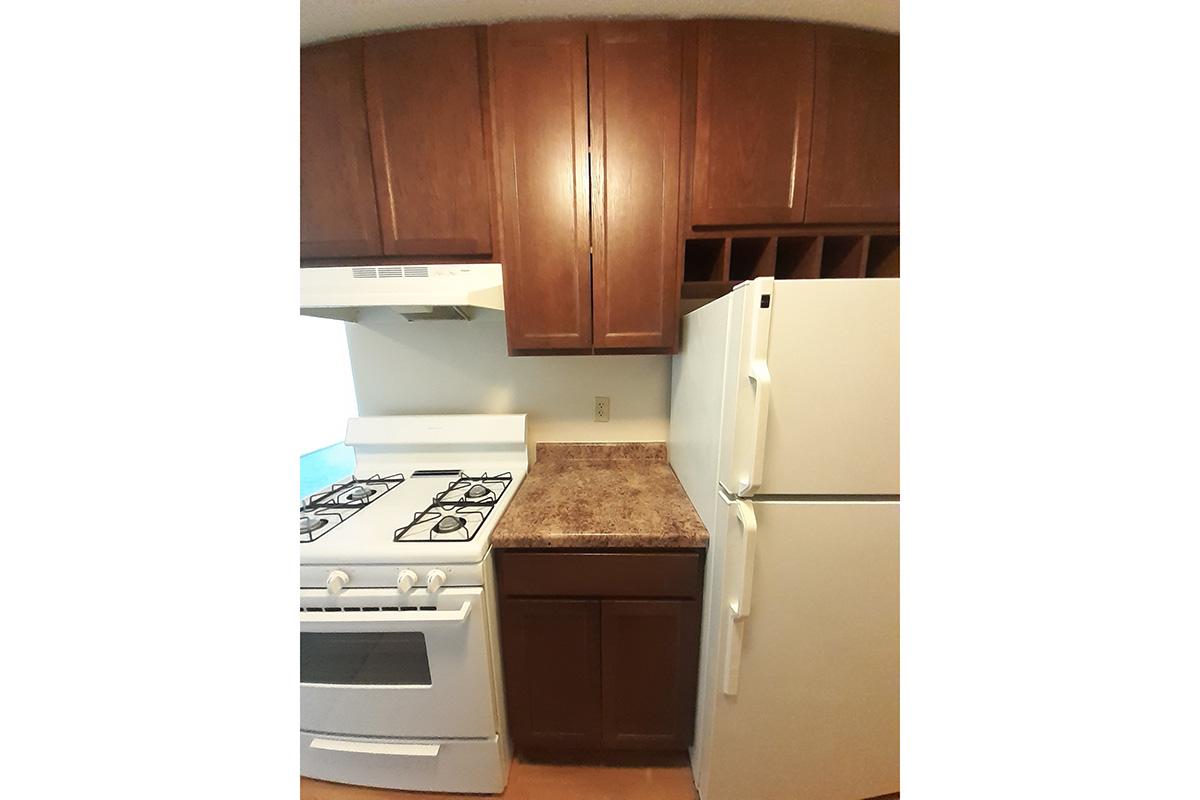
[297,315,359,454]
[345,309,671,461]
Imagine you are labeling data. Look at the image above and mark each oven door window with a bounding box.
[300,632,432,686]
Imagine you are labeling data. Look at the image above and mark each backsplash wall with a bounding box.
[344,310,672,462]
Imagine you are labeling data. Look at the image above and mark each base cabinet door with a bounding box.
[601,599,701,749]
[500,599,602,749]
[497,550,704,755]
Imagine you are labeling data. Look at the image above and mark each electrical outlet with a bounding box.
[593,396,611,422]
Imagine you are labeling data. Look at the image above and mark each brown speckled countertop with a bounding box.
[491,443,708,549]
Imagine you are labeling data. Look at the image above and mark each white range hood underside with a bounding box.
[300,263,504,323]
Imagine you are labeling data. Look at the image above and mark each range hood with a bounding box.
[300,263,504,322]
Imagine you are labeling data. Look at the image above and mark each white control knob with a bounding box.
[326,569,350,595]
[426,569,447,593]
[397,569,418,593]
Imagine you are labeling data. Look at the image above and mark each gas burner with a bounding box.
[344,484,376,501]
[434,473,513,507]
[395,507,489,542]
[300,506,357,543]
[300,513,328,536]
[435,515,466,534]
[306,473,405,509]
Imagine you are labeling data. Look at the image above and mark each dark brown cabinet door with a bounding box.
[691,21,816,226]
[500,599,602,749]
[600,600,701,750]
[363,28,495,256]
[300,40,382,259]
[805,28,900,223]
[588,22,685,351]
[489,23,593,352]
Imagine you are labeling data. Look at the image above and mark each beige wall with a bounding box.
[344,309,672,462]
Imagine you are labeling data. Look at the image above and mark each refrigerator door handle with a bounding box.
[723,604,745,696]
[732,499,758,620]
[723,498,758,696]
[737,278,773,497]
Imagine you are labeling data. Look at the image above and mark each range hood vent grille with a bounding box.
[351,266,432,280]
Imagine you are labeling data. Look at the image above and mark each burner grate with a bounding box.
[305,472,406,510]
[432,472,513,507]
[394,507,491,542]
[393,472,512,543]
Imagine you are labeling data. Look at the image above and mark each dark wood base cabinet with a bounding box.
[496,550,704,754]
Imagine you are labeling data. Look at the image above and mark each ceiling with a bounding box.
[300,0,899,45]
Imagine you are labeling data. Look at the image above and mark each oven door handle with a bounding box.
[299,600,472,631]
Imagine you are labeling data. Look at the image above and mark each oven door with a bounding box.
[300,586,495,739]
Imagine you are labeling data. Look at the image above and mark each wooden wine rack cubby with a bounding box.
[681,226,899,298]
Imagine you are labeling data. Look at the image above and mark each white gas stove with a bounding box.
[299,414,526,794]
[299,414,527,589]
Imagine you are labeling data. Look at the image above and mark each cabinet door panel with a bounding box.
[691,21,815,226]
[300,40,382,259]
[500,599,602,749]
[589,22,684,351]
[601,599,701,750]
[490,23,592,352]
[364,28,494,255]
[805,28,900,223]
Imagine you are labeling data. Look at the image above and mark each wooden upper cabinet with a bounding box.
[589,22,685,351]
[300,40,382,259]
[489,23,592,352]
[805,28,900,223]
[363,28,494,256]
[691,21,816,226]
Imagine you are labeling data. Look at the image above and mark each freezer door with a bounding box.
[699,500,899,800]
[723,278,900,496]
[669,289,745,531]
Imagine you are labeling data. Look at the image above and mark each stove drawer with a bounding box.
[300,731,508,794]
[300,586,497,739]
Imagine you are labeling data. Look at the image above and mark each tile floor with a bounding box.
[299,755,698,800]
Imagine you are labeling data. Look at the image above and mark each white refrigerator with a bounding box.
[669,277,899,800]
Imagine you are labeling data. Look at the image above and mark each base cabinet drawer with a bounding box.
[300,732,508,794]
[498,550,703,597]
[496,549,704,754]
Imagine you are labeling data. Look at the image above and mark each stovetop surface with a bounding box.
[299,463,525,565]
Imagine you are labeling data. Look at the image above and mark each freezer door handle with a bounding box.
[738,360,771,497]
[737,278,773,497]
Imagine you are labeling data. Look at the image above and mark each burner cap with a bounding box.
[300,514,328,535]
[344,484,375,501]
[465,484,489,499]
[434,515,466,534]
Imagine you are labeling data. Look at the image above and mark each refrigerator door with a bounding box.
[695,498,899,800]
[721,278,900,497]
